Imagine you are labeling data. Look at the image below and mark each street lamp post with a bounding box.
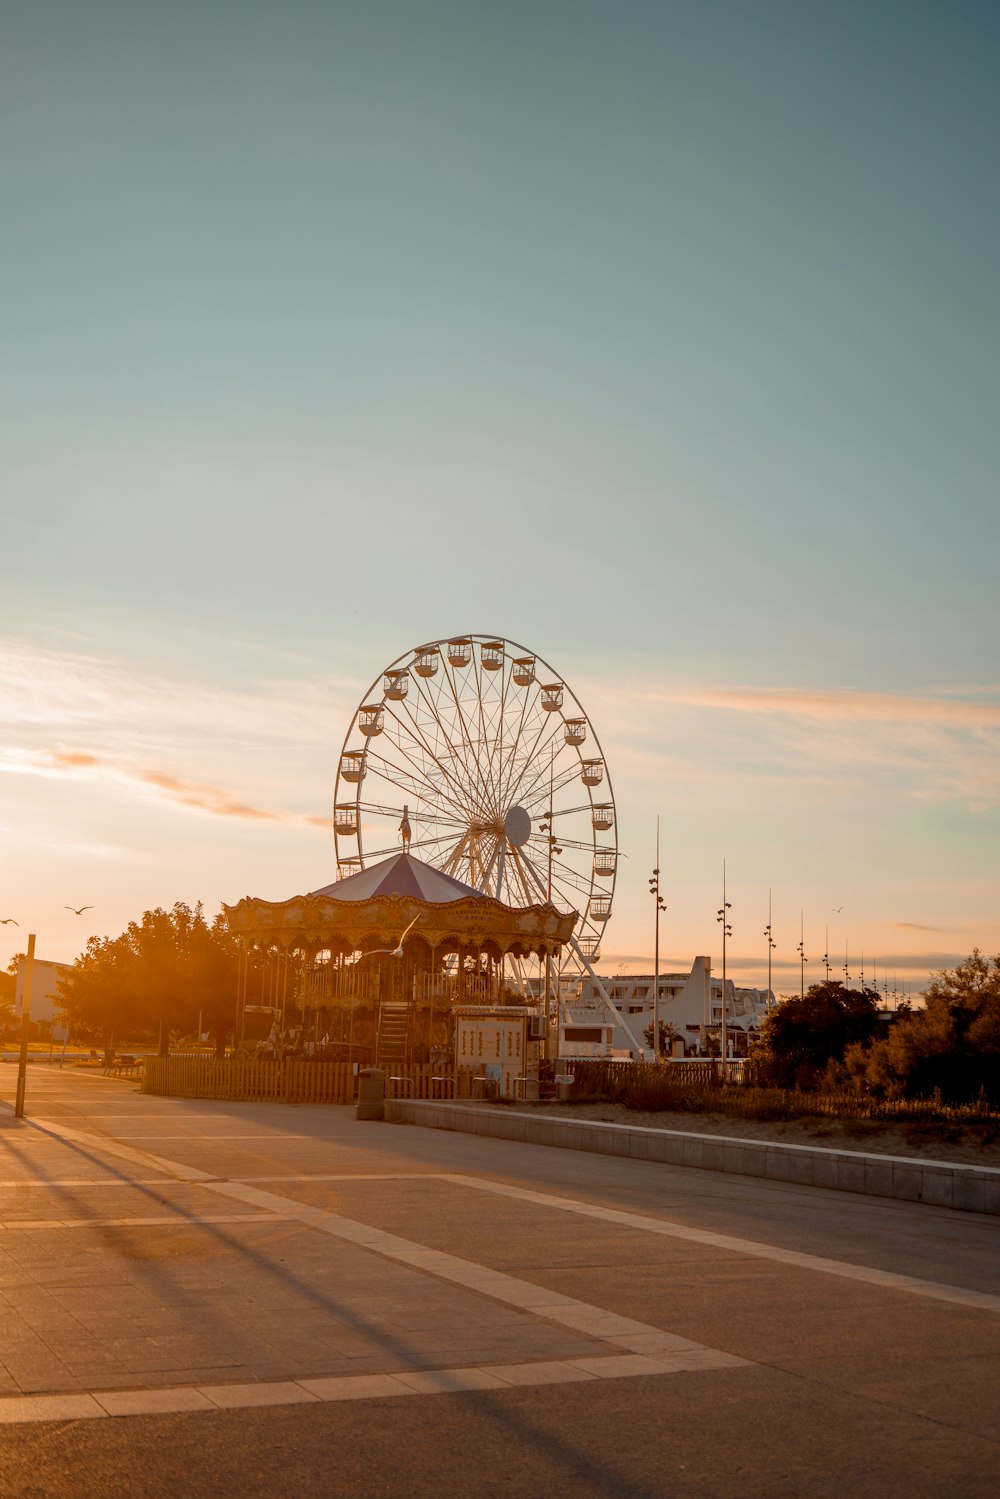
[537,766,562,1061]
[717,864,732,1064]
[648,817,666,1061]
[797,912,808,1000]
[764,891,776,1009]
[14,933,36,1119]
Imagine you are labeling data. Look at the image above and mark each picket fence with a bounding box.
[141,1055,464,1105]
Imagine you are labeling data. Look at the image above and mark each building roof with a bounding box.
[309,852,486,905]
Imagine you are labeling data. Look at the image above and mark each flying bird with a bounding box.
[1,918,18,925]
[65,905,94,915]
[351,914,422,962]
[832,906,845,913]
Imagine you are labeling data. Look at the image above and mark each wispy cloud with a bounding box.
[3,746,329,828]
[578,675,1000,809]
[674,686,1000,726]
[894,921,942,933]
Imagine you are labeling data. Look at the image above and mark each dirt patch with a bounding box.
[522,1100,1000,1168]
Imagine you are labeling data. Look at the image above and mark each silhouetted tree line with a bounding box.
[753,951,1000,1103]
[56,903,238,1058]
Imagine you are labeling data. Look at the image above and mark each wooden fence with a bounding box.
[142,1056,465,1105]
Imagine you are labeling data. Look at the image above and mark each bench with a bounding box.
[103,1054,143,1078]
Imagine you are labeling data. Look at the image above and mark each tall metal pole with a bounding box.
[797,912,808,1000]
[539,750,559,1061]
[717,863,732,1064]
[14,933,36,1119]
[649,817,666,1061]
[764,891,775,1009]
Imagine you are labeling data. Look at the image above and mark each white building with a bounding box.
[563,957,772,1058]
[15,957,72,1032]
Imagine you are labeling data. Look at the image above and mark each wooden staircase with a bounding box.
[376,1002,409,1071]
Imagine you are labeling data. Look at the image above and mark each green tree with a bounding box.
[56,935,136,1056]
[56,902,240,1057]
[643,1018,681,1058]
[753,981,881,1089]
[0,954,19,1039]
[860,950,1000,1102]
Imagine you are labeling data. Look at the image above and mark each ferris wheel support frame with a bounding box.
[513,838,646,1056]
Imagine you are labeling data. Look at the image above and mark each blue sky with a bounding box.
[2,1,998,990]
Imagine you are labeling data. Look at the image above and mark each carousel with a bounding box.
[223,836,577,1074]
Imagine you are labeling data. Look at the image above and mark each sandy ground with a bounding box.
[524,1100,1000,1168]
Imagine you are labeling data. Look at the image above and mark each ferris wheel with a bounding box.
[332,635,617,967]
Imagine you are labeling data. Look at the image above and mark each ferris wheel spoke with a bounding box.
[363,756,465,826]
[381,697,474,810]
[442,829,472,879]
[497,694,548,808]
[357,834,441,862]
[488,655,514,811]
[536,835,595,854]
[520,761,589,816]
[502,712,566,810]
[478,832,506,894]
[440,657,498,817]
[369,719,472,822]
[519,840,591,909]
[512,845,551,899]
[380,693,465,797]
[356,800,467,830]
[411,658,492,814]
[513,727,581,809]
[549,863,596,905]
[496,667,535,811]
[506,843,541,909]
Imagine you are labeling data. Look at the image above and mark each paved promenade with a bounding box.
[1,1064,998,1498]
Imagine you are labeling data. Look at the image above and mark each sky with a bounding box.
[2,0,998,995]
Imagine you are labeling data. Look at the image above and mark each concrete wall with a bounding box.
[384,1099,1000,1217]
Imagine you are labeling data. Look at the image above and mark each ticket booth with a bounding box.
[454,1006,544,1099]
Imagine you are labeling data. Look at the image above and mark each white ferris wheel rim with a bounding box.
[332,633,617,957]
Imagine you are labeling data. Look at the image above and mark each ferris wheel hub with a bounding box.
[503,805,531,848]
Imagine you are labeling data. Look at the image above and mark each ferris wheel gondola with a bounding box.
[333,634,617,968]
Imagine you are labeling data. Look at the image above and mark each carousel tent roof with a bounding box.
[224,848,577,960]
[309,852,486,905]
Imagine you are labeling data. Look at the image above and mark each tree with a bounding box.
[859,950,1000,1102]
[753,981,881,1089]
[0,954,18,1039]
[644,1018,681,1058]
[57,902,240,1056]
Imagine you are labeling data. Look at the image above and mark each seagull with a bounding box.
[832,906,845,913]
[352,914,421,961]
[65,905,94,915]
[1,917,18,925]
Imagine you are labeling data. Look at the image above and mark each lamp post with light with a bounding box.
[537,781,562,1059]
[648,817,666,1060]
[797,912,808,1000]
[717,865,732,1064]
[764,892,776,1010]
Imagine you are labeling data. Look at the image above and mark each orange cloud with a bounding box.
[675,687,1000,726]
[12,748,327,829]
